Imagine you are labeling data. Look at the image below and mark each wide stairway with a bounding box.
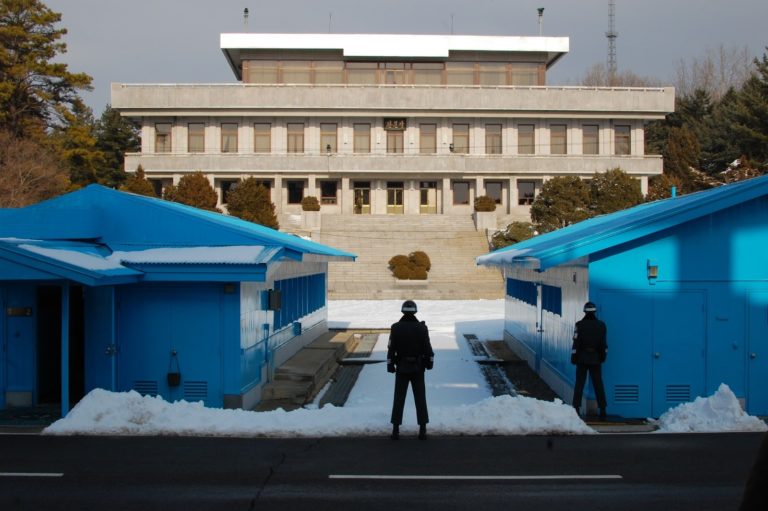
[313,214,504,300]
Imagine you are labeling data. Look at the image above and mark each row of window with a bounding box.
[244,60,542,86]
[506,279,563,316]
[154,122,632,156]
[272,274,326,331]
[216,179,540,208]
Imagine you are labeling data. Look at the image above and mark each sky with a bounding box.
[44,299,768,436]
[43,0,768,115]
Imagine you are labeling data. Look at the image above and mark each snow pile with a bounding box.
[43,388,593,437]
[652,384,768,433]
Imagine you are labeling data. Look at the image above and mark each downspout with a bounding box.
[60,282,70,418]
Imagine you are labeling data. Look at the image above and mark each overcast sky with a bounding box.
[44,0,768,115]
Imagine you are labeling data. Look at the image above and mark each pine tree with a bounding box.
[120,165,156,197]
[0,0,92,138]
[95,105,140,188]
[51,100,104,187]
[589,168,643,215]
[729,50,768,166]
[163,171,220,212]
[226,178,279,229]
[663,126,701,192]
[647,173,684,201]
[530,176,590,233]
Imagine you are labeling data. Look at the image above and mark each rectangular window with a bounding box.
[453,181,470,205]
[479,63,507,86]
[486,181,502,204]
[387,130,404,154]
[583,124,599,155]
[412,63,443,85]
[615,125,631,155]
[517,180,536,205]
[320,181,338,205]
[187,123,204,153]
[518,124,535,154]
[320,123,337,153]
[247,60,278,84]
[347,62,378,84]
[287,123,304,153]
[155,123,171,153]
[281,60,311,84]
[542,285,563,316]
[446,62,475,85]
[506,278,537,307]
[220,180,238,205]
[287,180,304,204]
[221,123,238,153]
[419,124,436,154]
[550,124,567,155]
[384,62,407,84]
[254,123,271,153]
[314,61,344,84]
[485,124,502,155]
[452,124,469,154]
[353,124,370,153]
[511,63,540,86]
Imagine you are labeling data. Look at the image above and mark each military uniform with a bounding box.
[387,300,434,439]
[571,302,608,418]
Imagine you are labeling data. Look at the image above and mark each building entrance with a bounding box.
[387,181,404,214]
[353,182,371,214]
[420,181,438,214]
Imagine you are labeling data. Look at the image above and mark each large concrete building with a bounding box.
[111,33,675,225]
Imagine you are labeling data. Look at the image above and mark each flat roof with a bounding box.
[221,33,569,79]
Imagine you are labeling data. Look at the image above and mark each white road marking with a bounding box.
[329,474,622,481]
[0,472,64,478]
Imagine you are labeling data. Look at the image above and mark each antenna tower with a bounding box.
[606,0,618,81]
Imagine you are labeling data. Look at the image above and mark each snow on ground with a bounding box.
[43,300,767,437]
[651,384,768,433]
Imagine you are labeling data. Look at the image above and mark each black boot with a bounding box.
[599,408,607,420]
[418,425,427,440]
[391,424,399,440]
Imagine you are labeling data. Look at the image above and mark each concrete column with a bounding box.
[442,177,451,214]
[308,175,317,197]
[341,177,351,214]
[273,175,284,214]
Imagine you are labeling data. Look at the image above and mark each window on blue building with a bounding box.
[273,274,326,330]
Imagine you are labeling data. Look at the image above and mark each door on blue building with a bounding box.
[600,290,706,418]
[0,286,5,409]
[747,290,768,415]
[36,285,86,406]
[117,286,223,407]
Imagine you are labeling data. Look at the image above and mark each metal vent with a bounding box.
[133,381,158,397]
[184,381,208,401]
[613,384,639,403]
[666,384,691,402]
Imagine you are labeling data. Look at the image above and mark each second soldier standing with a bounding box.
[387,300,434,440]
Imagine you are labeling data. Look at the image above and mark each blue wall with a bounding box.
[588,196,768,416]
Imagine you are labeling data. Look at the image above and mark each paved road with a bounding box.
[0,432,763,510]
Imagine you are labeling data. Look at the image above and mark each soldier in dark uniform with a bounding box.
[387,300,434,440]
[571,301,608,419]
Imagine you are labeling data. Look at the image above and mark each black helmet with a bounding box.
[401,300,418,313]
[583,301,597,313]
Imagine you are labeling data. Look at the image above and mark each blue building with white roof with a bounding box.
[0,186,355,415]
[478,175,768,418]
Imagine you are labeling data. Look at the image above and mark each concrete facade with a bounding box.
[112,33,674,225]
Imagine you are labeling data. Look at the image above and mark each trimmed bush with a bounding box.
[389,251,430,280]
[474,195,497,212]
[409,251,431,272]
[301,196,320,211]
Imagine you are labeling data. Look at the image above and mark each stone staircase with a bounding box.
[312,214,504,300]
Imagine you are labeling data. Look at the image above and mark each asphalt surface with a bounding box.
[0,432,763,510]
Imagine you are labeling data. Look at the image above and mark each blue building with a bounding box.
[0,186,354,415]
[478,176,768,418]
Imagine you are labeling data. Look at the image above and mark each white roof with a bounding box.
[221,33,568,57]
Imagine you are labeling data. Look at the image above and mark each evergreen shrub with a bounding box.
[389,251,430,280]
